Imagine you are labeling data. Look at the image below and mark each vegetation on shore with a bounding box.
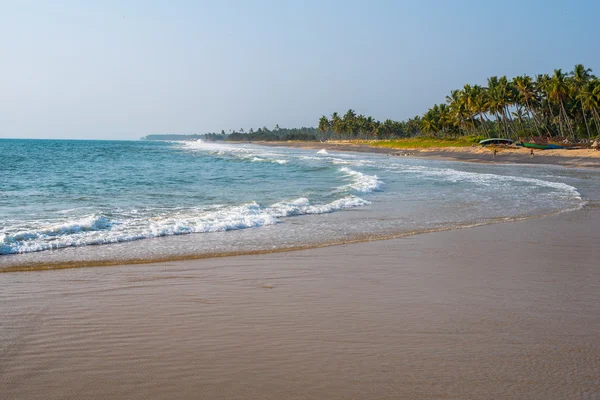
[142,127,319,142]
[318,64,600,142]
[226,126,318,141]
[142,133,227,141]
[144,64,600,146]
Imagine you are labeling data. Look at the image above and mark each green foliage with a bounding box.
[419,64,600,141]
[226,127,318,142]
[317,64,600,143]
[317,110,421,140]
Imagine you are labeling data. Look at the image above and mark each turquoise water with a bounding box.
[0,139,588,264]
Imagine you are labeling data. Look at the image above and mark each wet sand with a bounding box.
[1,206,599,399]
[260,141,600,169]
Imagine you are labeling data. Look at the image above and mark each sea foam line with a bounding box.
[393,165,582,199]
[0,196,370,255]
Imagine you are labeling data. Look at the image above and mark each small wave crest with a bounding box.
[181,140,290,165]
[338,167,384,194]
[269,196,370,216]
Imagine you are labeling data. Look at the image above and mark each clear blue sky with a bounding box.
[1,0,599,139]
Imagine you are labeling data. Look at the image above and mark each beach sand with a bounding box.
[260,141,600,169]
[1,205,599,399]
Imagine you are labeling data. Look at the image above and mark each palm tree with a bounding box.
[330,112,343,138]
[437,103,451,135]
[513,75,542,135]
[343,109,358,137]
[446,89,469,135]
[588,79,600,134]
[486,76,509,137]
[421,109,437,136]
[549,69,574,138]
[318,116,330,139]
[462,84,479,135]
[471,85,490,137]
[571,64,595,138]
[535,74,556,135]
[497,76,517,138]
[576,82,599,139]
[571,64,594,88]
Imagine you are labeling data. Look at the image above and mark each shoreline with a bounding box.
[0,205,584,274]
[2,204,598,399]
[257,140,600,169]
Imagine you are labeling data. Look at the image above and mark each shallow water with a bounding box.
[0,139,594,269]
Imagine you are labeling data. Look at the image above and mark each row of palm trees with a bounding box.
[318,64,600,141]
[422,64,600,140]
[318,109,421,140]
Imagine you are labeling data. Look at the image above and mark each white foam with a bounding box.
[7,215,111,242]
[338,167,384,194]
[394,165,581,199]
[182,140,291,166]
[317,149,329,155]
[0,196,371,255]
[269,196,370,217]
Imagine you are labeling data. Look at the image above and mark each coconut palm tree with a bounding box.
[571,64,594,88]
[437,103,452,135]
[549,69,574,138]
[446,89,470,135]
[421,109,438,136]
[330,112,343,138]
[486,76,510,138]
[513,75,543,135]
[318,116,331,139]
[535,74,557,135]
[587,79,600,134]
[570,64,595,138]
[576,82,599,139]
[471,85,490,137]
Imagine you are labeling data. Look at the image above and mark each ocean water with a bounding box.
[0,139,590,268]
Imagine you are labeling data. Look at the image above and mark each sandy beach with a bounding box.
[260,141,600,169]
[1,203,599,399]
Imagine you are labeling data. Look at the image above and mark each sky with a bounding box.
[1,0,599,140]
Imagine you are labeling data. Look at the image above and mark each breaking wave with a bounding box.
[0,196,370,255]
[338,167,384,194]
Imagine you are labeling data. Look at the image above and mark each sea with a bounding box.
[0,138,594,270]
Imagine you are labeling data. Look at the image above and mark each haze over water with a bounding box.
[0,139,587,269]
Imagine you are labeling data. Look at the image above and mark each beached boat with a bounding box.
[521,142,566,150]
[479,138,514,146]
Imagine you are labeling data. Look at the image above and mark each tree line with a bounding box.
[147,65,600,144]
[317,110,421,140]
[422,64,600,140]
[225,126,319,141]
[318,64,600,141]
